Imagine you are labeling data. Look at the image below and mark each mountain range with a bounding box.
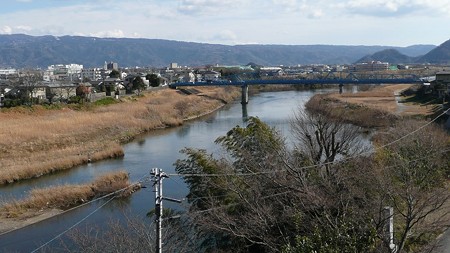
[356,39,450,65]
[0,34,446,68]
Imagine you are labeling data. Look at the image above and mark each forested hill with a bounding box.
[417,38,450,64]
[0,34,436,68]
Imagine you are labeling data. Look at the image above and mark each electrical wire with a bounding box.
[27,173,149,252]
[166,108,450,178]
[162,190,294,221]
[30,196,116,253]
[0,175,148,252]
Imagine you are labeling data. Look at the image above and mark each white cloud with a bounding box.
[177,0,248,15]
[0,26,12,34]
[308,9,324,19]
[343,0,450,16]
[0,0,448,46]
[90,29,125,38]
[0,25,33,34]
[210,30,238,43]
[15,25,32,32]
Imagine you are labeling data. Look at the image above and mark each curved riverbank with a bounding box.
[0,86,241,185]
[308,84,439,128]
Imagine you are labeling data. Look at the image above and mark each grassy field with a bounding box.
[0,87,240,185]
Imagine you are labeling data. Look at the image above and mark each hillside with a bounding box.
[0,34,437,68]
[358,39,450,65]
[417,39,450,64]
[355,49,414,64]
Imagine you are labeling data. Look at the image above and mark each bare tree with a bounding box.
[374,119,450,253]
[176,117,379,253]
[290,104,368,177]
[15,71,43,105]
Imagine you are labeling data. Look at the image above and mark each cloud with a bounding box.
[0,26,12,34]
[0,25,33,34]
[210,30,238,43]
[342,0,450,17]
[177,0,247,15]
[90,29,125,38]
[271,0,325,19]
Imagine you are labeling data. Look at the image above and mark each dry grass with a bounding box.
[307,94,399,128]
[328,84,434,116]
[0,87,240,184]
[0,171,131,218]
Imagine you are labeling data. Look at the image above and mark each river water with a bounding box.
[0,89,334,252]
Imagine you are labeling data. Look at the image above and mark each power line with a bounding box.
[27,174,149,252]
[0,174,148,238]
[30,196,116,253]
[167,108,450,178]
[163,190,294,221]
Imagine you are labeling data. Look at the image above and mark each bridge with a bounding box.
[169,72,424,104]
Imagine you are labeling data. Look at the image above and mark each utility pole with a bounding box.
[151,168,181,253]
[383,206,397,253]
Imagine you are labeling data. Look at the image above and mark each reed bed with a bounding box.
[0,87,240,184]
[307,94,399,128]
[0,171,132,218]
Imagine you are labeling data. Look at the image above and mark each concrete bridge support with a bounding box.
[241,84,249,104]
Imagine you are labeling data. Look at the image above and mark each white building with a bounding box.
[81,68,103,81]
[203,70,221,81]
[355,61,389,72]
[44,64,84,82]
[0,69,17,75]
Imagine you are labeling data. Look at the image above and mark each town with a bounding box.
[1,60,449,107]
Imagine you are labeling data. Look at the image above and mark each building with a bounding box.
[260,67,285,77]
[44,64,83,81]
[354,61,389,72]
[0,68,17,76]
[81,68,103,81]
[46,83,78,102]
[105,62,119,71]
[434,72,450,95]
[202,70,221,82]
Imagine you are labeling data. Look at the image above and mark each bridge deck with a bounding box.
[170,77,423,88]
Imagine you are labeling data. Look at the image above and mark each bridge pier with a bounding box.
[241,104,248,119]
[339,83,344,94]
[241,84,249,105]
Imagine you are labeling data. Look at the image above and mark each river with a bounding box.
[0,89,334,252]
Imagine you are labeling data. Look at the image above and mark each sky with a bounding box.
[0,0,449,47]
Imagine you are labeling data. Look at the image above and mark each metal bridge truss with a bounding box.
[169,72,423,88]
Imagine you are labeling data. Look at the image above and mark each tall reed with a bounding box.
[0,87,240,184]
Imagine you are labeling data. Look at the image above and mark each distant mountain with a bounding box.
[0,34,438,68]
[417,39,450,64]
[397,45,436,57]
[355,49,414,64]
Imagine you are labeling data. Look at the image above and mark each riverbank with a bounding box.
[328,84,436,117]
[307,84,439,128]
[0,86,240,185]
[0,171,137,234]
